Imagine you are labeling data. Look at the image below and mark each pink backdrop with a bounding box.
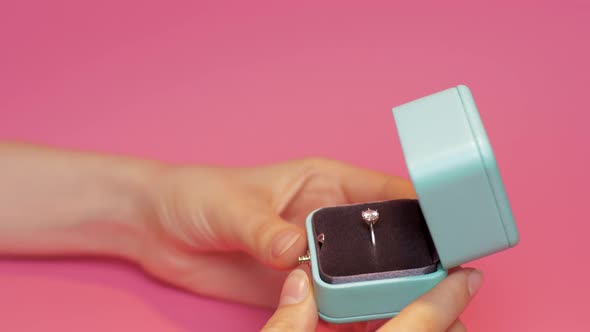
[1,1,588,331]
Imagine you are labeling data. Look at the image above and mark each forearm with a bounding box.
[0,142,158,260]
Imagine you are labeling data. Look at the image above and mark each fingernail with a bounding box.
[468,270,483,296]
[272,231,301,257]
[280,269,309,306]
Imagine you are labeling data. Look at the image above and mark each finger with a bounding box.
[208,194,307,269]
[378,268,483,332]
[261,269,318,332]
[447,320,467,332]
[321,160,417,202]
[265,158,417,203]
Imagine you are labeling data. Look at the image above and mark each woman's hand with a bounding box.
[0,143,410,308]
[3,142,472,331]
[135,158,416,308]
[262,267,482,332]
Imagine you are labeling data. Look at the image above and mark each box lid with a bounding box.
[392,85,519,269]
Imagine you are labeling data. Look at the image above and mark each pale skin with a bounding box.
[0,142,482,331]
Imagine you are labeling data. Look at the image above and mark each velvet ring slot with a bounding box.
[310,199,439,284]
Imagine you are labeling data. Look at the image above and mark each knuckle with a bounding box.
[301,156,334,169]
[296,157,342,187]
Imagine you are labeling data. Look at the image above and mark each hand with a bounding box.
[0,144,478,331]
[262,267,483,332]
[133,158,415,308]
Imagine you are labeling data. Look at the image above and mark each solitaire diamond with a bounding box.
[361,209,380,225]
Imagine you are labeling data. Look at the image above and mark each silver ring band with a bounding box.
[362,208,380,246]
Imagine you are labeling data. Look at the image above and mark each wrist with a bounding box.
[80,155,166,262]
[63,155,171,261]
[0,143,168,261]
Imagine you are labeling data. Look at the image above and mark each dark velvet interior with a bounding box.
[311,199,439,284]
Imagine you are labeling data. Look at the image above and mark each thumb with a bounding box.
[261,269,318,332]
[378,268,483,332]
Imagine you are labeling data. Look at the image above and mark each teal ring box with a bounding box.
[304,85,519,323]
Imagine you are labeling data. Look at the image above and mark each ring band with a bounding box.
[361,208,380,246]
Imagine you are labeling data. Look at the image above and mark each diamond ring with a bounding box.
[361,208,379,246]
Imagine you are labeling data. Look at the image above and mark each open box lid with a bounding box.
[392,85,519,269]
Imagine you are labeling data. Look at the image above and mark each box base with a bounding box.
[319,311,399,324]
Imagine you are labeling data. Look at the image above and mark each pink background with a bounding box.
[1,1,588,331]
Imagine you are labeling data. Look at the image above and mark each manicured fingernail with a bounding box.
[280,269,309,306]
[468,270,483,296]
[272,231,301,257]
